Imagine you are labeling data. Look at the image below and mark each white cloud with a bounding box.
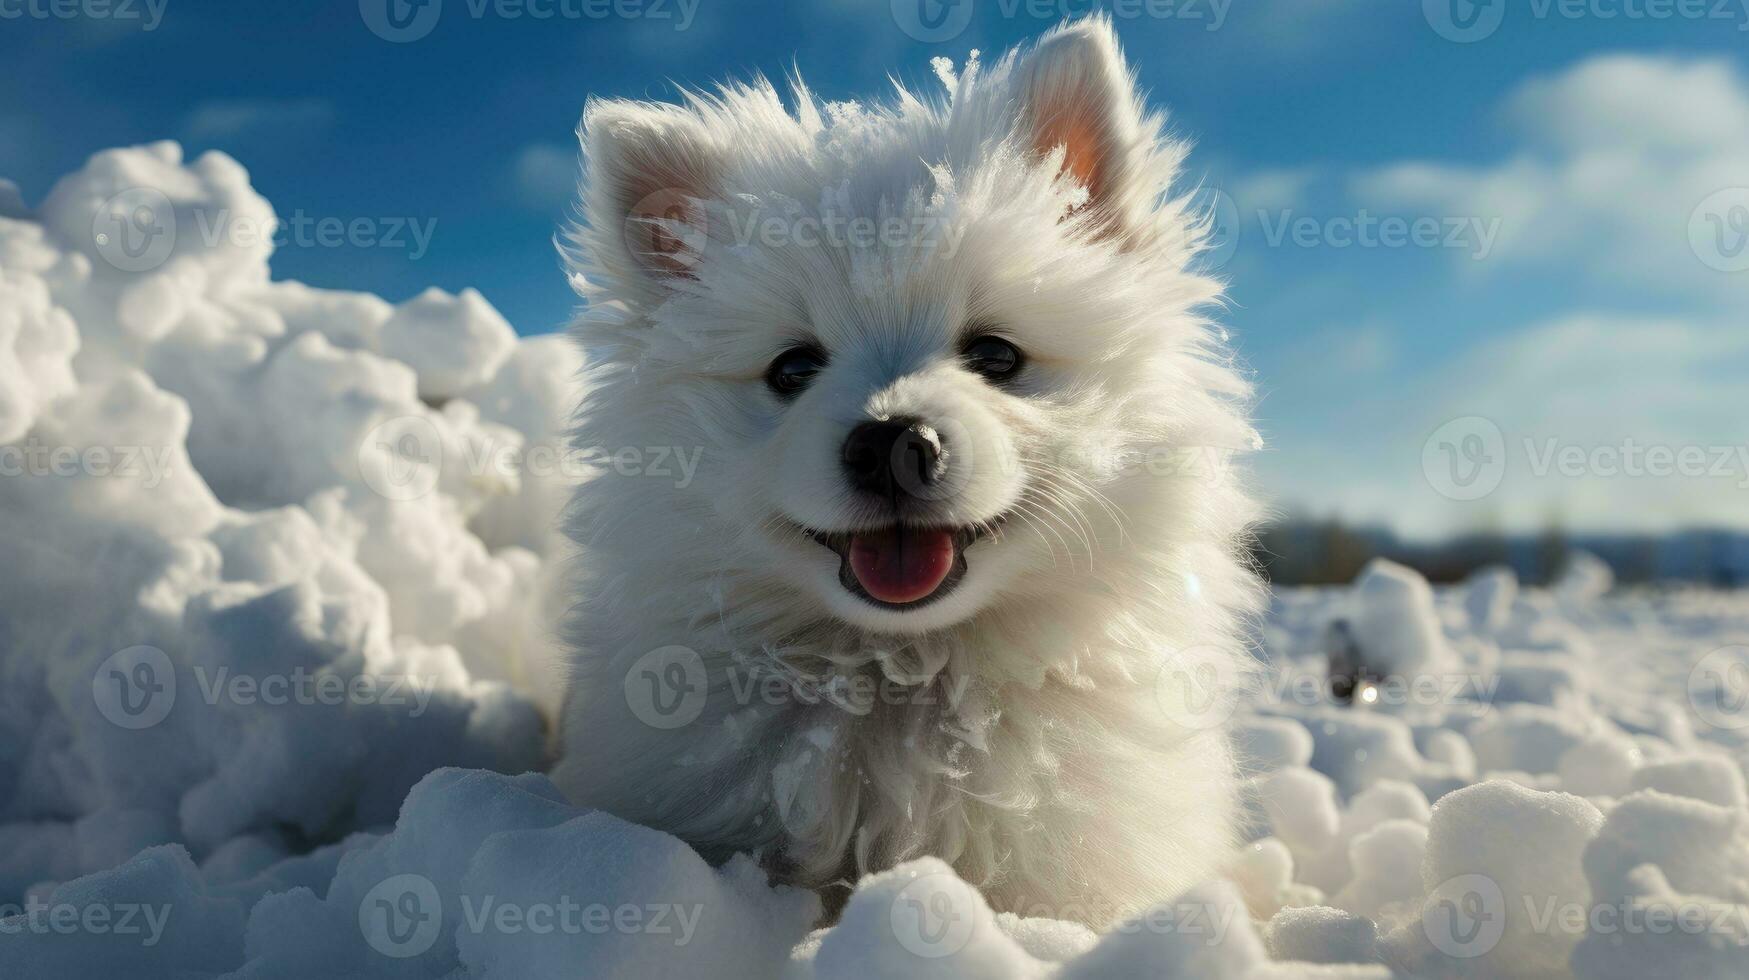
[1229,167,1317,214]
[509,142,578,212]
[182,98,334,142]
[1265,54,1749,537]
[1505,55,1749,152]
[1238,0,1372,49]
[1262,314,1749,538]
[1354,55,1749,302]
[1321,322,1396,375]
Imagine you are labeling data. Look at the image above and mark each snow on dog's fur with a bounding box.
[553,17,1264,926]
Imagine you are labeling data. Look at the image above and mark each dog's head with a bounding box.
[569,18,1255,640]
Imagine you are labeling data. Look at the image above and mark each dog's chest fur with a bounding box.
[556,587,1249,925]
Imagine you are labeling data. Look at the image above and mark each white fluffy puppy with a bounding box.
[554,17,1263,926]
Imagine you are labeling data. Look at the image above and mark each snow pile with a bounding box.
[1341,558,1463,681]
[0,143,576,908]
[7,145,1749,978]
[1236,563,1749,978]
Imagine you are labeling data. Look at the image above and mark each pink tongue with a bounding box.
[848,528,957,604]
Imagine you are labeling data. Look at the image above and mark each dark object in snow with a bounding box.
[1324,618,1385,706]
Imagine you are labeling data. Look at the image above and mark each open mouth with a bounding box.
[801,521,1001,610]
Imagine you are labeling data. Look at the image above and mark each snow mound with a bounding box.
[1343,558,1460,679]
[0,144,574,909]
[0,769,1288,979]
[1244,563,1749,976]
[7,146,1749,978]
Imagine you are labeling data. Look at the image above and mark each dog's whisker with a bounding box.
[1024,460,1128,557]
[1010,497,1074,573]
[1042,463,1131,546]
[1019,476,1097,570]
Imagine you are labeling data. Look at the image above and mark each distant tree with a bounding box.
[1250,515,1743,590]
[1536,518,1570,586]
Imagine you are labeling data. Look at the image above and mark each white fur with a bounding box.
[553,17,1264,927]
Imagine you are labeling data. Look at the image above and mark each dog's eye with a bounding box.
[961,336,1024,383]
[765,346,826,398]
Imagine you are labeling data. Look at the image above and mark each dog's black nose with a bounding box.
[842,417,945,498]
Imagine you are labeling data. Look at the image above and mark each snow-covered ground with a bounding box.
[5,145,1749,978]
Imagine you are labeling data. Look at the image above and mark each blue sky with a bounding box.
[4,0,1746,538]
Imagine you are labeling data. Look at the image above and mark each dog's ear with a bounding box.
[580,98,721,301]
[1012,18,1152,241]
